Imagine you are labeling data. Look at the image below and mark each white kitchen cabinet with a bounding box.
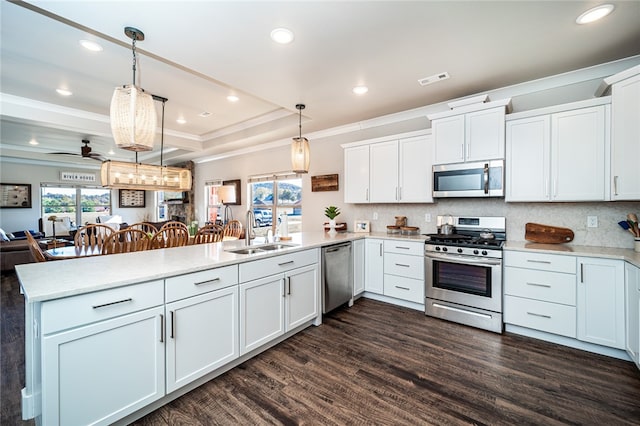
[342,132,433,203]
[625,262,640,369]
[365,239,384,294]
[344,144,370,203]
[41,281,165,426]
[610,70,640,200]
[353,239,365,296]
[506,102,608,202]
[165,286,239,393]
[383,240,425,304]
[577,257,625,350]
[239,254,319,355]
[430,105,506,165]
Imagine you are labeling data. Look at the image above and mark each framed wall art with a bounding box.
[0,183,31,208]
[119,189,146,208]
[222,179,241,205]
[311,174,339,192]
[354,220,370,233]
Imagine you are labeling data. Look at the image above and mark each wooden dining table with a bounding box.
[44,245,104,259]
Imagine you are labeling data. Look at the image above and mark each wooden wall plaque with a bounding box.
[311,174,339,192]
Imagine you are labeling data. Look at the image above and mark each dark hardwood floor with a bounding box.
[2,270,639,425]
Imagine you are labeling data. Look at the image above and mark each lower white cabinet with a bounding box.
[577,257,625,350]
[240,262,318,355]
[383,240,424,303]
[42,306,165,426]
[165,286,239,393]
[353,239,365,296]
[625,263,640,369]
[364,239,384,294]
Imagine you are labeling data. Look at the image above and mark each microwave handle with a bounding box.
[483,163,489,194]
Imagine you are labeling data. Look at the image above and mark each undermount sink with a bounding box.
[258,243,297,251]
[225,247,266,255]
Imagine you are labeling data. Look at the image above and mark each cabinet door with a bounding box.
[239,275,285,355]
[505,115,550,201]
[552,106,606,201]
[365,239,384,294]
[344,145,370,203]
[465,107,505,162]
[165,286,239,393]
[369,140,399,202]
[625,263,640,369]
[577,257,625,349]
[611,73,640,200]
[285,264,319,330]
[42,307,165,425]
[433,114,465,164]
[399,134,433,203]
[353,239,365,296]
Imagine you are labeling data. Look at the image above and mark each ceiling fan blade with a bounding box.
[50,152,81,156]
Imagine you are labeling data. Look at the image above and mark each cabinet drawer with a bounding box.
[383,240,424,256]
[166,265,238,302]
[383,275,424,304]
[504,267,576,305]
[384,253,424,280]
[240,249,318,283]
[41,280,164,334]
[504,295,576,338]
[504,251,576,274]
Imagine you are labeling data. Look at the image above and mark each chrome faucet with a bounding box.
[245,210,256,246]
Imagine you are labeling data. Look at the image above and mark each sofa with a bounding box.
[0,229,44,271]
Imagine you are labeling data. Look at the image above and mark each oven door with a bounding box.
[432,160,504,198]
[425,252,502,313]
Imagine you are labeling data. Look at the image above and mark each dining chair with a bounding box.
[152,221,190,249]
[74,224,115,251]
[192,223,224,244]
[223,220,243,239]
[126,222,159,235]
[102,229,152,255]
[25,230,48,262]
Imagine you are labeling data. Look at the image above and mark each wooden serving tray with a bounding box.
[525,223,574,244]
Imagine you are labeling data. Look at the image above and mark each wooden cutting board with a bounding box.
[525,223,574,244]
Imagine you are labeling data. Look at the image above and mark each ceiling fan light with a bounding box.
[110,85,157,152]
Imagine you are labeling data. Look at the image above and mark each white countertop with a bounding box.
[505,241,640,268]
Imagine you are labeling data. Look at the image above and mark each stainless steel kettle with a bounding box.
[440,215,455,235]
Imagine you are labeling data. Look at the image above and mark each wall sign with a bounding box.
[311,174,339,192]
[119,189,146,208]
[60,171,96,182]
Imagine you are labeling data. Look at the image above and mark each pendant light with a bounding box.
[291,103,310,173]
[110,27,157,152]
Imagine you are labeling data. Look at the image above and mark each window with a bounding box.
[249,173,302,237]
[41,185,111,236]
[204,179,224,225]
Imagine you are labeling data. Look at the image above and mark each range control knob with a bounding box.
[473,249,479,255]
[442,247,448,252]
[457,248,463,253]
[481,250,488,256]
[435,246,441,251]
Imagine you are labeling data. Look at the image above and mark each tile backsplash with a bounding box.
[351,199,640,249]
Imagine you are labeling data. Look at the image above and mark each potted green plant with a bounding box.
[324,206,341,232]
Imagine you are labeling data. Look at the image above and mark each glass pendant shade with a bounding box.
[101,160,191,191]
[291,137,310,173]
[110,84,157,152]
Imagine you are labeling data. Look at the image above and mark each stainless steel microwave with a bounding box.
[433,160,504,198]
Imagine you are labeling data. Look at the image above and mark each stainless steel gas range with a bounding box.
[424,216,506,333]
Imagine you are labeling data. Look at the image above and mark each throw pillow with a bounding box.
[0,228,9,242]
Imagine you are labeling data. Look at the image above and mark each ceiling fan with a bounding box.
[50,139,106,161]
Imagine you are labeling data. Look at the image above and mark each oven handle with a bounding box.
[425,252,501,267]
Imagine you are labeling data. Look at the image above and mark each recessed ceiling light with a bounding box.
[270,28,294,44]
[352,86,369,95]
[108,149,115,155]
[29,139,39,145]
[56,88,72,96]
[176,118,187,124]
[576,4,614,24]
[227,95,239,102]
[79,39,103,52]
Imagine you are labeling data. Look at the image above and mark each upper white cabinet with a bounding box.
[343,132,433,204]
[428,99,510,165]
[506,100,609,202]
[608,67,640,200]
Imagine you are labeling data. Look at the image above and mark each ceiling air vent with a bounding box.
[418,72,450,86]
[199,111,212,117]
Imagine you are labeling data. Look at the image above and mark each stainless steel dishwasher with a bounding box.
[322,241,353,313]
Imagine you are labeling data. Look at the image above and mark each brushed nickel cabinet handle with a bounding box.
[527,311,551,319]
[613,176,619,196]
[395,263,410,267]
[580,263,584,283]
[170,311,175,339]
[287,276,291,295]
[278,260,295,266]
[160,314,164,343]
[395,285,410,291]
[194,278,220,286]
[527,259,551,264]
[526,282,551,288]
[92,298,132,309]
